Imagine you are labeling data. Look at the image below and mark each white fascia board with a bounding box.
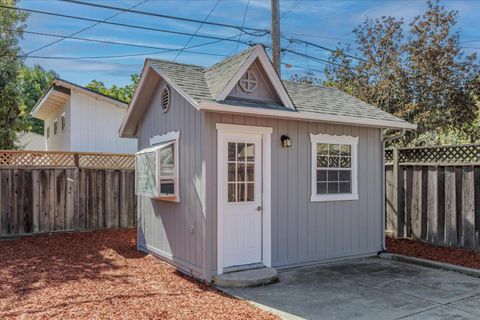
[199,101,417,130]
[215,45,295,110]
[30,86,55,118]
[53,79,127,109]
[119,61,151,137]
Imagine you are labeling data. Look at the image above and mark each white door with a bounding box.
[218,133,263,270]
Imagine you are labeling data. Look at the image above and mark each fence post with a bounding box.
[391,148,404,238]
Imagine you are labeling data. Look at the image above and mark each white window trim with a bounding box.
[310,133,359,202]
[136,130,180,202]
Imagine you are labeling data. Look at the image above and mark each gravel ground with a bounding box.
[387,237,480,269]
[0,229,277,320]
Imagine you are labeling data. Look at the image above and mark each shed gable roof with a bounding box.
[120,45,416,137]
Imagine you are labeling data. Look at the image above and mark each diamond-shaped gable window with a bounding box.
[239,70,258,93]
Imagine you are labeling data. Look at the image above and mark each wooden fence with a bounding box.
[386,144,480,249]
[0,151,136,237]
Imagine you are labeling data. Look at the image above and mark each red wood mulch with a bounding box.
[386,237,480,270]
[0,229,277,320]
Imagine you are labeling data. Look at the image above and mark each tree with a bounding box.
[0,0,28,149]
[324,0,480,146]
[19,64,58,134]
[86,74,139,103]
[289,72,322,85]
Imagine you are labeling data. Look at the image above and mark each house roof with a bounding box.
[120,45,415,137]
[31,78,128,121]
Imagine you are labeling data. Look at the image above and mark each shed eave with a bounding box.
[198,101,417,130]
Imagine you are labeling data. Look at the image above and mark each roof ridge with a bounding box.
[205,45,257,72]
[148,58,205,70]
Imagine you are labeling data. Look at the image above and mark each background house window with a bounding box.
[61,113,66,131]
[136,134,180,202]
[46,127,50,139]
[310,133,358,202]
[53,119,58,135]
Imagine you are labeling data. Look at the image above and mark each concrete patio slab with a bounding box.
[221,257,480,320]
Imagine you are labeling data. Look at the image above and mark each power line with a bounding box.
[235,0,251,54]
[281,0,302,19]
[281,35,367,62]
[174,0,221,60]
[60,0,267,34]
[25,0,149,56]
[20,29,243,52]
[0,5,267,45]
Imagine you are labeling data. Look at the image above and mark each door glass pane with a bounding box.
[228,163,236,182]
[228,183,236,202]
[246,163,254,181]
[228,143,236,161]
[237,183,245,201]
[246,143,255,162]
[247,183,254,201]
[237,163,245,181]
[237,143,246,161]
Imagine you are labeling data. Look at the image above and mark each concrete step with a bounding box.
[213,267,278,288]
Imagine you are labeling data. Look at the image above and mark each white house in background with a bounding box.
[16,132,46,150]
[31,78,137,153]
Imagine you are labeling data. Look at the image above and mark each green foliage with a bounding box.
[322,0,480,146]
[19,64,58,134]
[86,74,139,104]
[0,0,28,149]
[289,72,322,85]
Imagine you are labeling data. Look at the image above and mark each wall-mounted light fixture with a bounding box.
[281,135,292,148]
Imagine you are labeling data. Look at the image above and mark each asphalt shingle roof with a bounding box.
[147,46,411,128]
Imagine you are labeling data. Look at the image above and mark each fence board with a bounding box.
[0,167,136,237]
[426,166,438,243]
[445,167,457,246]
[462,166,475,249]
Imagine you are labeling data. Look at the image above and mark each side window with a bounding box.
[61,113,66,131]
[310,133,358,202]
[136,132,180,202]
[54,119,58,135]
[46,127,50,139]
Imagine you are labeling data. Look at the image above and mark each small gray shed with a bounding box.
[119,45,415,282]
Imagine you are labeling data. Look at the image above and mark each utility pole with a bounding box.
[271,0,281,77]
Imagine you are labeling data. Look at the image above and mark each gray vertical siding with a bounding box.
[137,78,205,279]
[204,113,383,278]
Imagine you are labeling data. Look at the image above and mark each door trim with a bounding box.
[216,123,272,275]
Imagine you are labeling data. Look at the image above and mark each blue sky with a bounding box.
[18,0,480,87]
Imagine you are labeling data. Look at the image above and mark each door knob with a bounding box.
[256,206,262,211]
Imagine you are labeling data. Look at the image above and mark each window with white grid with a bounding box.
[310,133,359,202]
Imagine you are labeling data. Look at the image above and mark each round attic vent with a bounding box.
[161,86,171,112]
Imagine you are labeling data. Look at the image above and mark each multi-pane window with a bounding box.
[46,127,50,139]
[53,119,58,135]
[316,144,352,194]
[311,134,358,202]
[135,132,180,202]
[227,142,255,202]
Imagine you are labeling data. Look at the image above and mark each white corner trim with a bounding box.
[150,130,180,146]
[310,133,359,203]
[216,123,272,275]
[214,45,295,110]
[200,101,416,130]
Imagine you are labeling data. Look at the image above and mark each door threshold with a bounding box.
[223,262,265,274]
